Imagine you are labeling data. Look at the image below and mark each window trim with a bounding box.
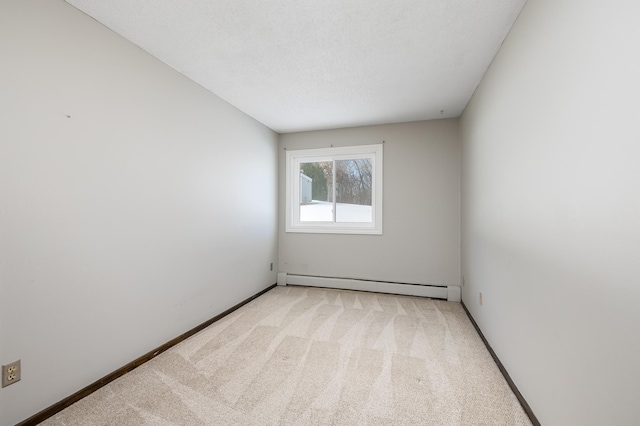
[285,144,383,235]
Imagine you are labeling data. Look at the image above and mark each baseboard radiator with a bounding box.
[277,273,461,302]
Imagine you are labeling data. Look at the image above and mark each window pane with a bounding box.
[299,161,333,222]
[335,158,372,223]
[286,144,382,234]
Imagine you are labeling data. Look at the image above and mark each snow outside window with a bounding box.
[285,144,383,234]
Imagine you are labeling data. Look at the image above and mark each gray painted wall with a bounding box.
[461,0,640,424]
[279,120,460,288]
[0,1,278,424]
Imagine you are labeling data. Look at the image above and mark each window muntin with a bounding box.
[286,144,383,234]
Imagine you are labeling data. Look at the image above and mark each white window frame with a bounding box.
[285,144,383,234]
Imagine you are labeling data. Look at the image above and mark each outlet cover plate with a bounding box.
[2,360,21,388]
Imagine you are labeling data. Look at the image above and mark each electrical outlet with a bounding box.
[479,292,483,306]
[2,360,21,388]
[270,262,273,271]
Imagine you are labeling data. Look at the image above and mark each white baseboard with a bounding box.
[280,273,461,302]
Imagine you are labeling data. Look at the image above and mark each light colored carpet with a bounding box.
[42,286,532,425]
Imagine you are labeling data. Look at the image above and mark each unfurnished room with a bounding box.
[1,0,639,425]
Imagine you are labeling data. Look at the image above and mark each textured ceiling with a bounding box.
[65,0,526,133]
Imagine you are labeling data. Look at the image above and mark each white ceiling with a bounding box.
[65,0,526,133]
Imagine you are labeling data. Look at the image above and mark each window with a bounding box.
[286,144,383,234]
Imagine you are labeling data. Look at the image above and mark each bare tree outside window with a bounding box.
[300,162,331,202]
[336,158,372,223]
[336,159,372,206]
